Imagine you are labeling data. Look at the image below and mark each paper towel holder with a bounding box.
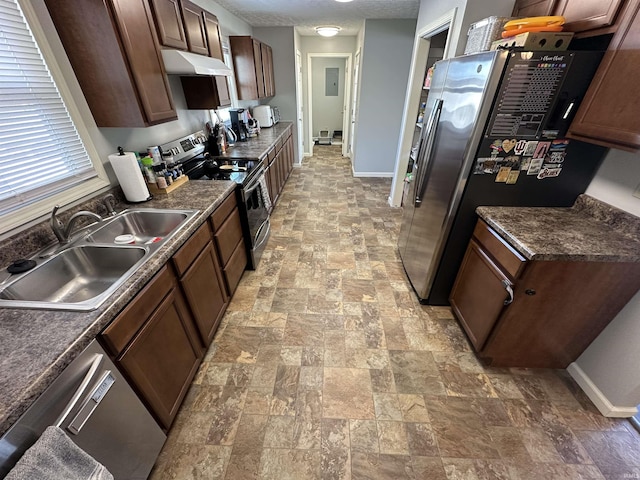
[110,147,153,203]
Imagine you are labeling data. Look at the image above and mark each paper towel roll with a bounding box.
[108,151,151,203]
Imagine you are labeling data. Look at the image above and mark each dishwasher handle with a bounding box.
[67,371,115,435]
[54,353,103,429]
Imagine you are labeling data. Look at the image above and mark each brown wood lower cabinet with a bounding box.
[100,265,203,430]
[449,239,514,351]
[172,222,228,346]
[210,191,247,295]
[450,219,640,368]
[266,128,294,207]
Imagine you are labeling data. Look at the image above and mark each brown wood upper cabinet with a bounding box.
[262,43,276,97]
[149,0,188,50]
[554,0,626,32]
[151,0,224,60]
[229,36,276,100]
[44,0,177,127]
[180,0,209,55]
[203,11,224,60]
[511,0,627,35]
[567,0,640,150]
[512,0,557,17]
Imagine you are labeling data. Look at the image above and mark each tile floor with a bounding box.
[149,146,640,480]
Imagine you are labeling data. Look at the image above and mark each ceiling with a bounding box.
[212,0,421,36]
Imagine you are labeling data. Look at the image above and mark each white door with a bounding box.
[295,50,304,163]
[348,51,360,159]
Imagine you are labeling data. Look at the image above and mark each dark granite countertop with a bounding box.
[0,124,295,437]
[216,122,292,160]
[0,179,237,437]
[476,195,640,262]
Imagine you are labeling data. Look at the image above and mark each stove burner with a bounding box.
[181,154,260,185]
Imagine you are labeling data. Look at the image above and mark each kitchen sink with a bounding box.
[86,209,193,245]
[0,245,146,310]
[0,208,199,311]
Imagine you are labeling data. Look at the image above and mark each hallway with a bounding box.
[149,146,640,479]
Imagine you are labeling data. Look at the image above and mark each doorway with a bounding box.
[307,53,352,158]
[347,49,360,160]
[388,9,457,207]
[295,49,304,164]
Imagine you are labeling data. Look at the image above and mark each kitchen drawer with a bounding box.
[214,207,243,266]
[101,265,175,356]
[224,239,248,295]
[276,137,284,151]
[172,222,211,276]
[267,146,276,162]
[210,190,237,230]
[472,220,526,279]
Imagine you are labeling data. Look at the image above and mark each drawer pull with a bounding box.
[501,280,514,306]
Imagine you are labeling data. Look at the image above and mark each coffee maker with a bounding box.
[229,108,249,142]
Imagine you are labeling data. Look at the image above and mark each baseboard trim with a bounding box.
[567,363,638,418]
[351,171,394,178]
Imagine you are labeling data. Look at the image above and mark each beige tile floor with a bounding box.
[149,146,640,480]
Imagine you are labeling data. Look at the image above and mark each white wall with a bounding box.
[253,27,299,162]
[352,19,416,176]
[299,36,358,155]
[311,57,346,138]
[193,0,252,37]
[571,149,640,413]
[389,0,515,205]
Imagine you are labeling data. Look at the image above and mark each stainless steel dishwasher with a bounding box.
[0,340,166,479]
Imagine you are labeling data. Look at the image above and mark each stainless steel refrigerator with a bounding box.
[398,49,607,304]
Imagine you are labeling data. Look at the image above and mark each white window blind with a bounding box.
[0,0,97,216]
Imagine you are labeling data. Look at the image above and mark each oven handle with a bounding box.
[244,166,266,194]
[254,218,270,249]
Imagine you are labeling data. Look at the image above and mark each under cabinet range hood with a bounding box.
[161,49,232,76]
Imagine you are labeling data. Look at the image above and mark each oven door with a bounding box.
[241,166,270,269]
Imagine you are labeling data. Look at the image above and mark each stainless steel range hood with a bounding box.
[161,49,232,76]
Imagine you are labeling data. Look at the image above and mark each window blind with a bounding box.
[0,0,97,216]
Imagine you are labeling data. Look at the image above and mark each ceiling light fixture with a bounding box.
[315,26,341,37]
[335,0,354,2]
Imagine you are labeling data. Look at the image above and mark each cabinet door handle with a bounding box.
[501,280,514,305]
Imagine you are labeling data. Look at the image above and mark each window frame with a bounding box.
[0,0,110,237]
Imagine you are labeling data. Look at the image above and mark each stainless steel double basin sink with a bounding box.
[0,209,199,311]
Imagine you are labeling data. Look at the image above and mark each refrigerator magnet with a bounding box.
[474,158,492,174]
[527,158,543,175]
[506,170,520,184]
[550,139,570,151]
[504,156,521,169]
[496,166,511,182]
[490,139,503,154]
[533,141,551,159]
[523,141,538,156]
[537,167,562,179]
[547,151,566,164]
[502,139,517,153]
[483,159,498,174]
[514,140,527,155]
[520,158,531,171]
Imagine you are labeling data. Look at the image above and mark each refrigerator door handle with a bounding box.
[415,99,443,207]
